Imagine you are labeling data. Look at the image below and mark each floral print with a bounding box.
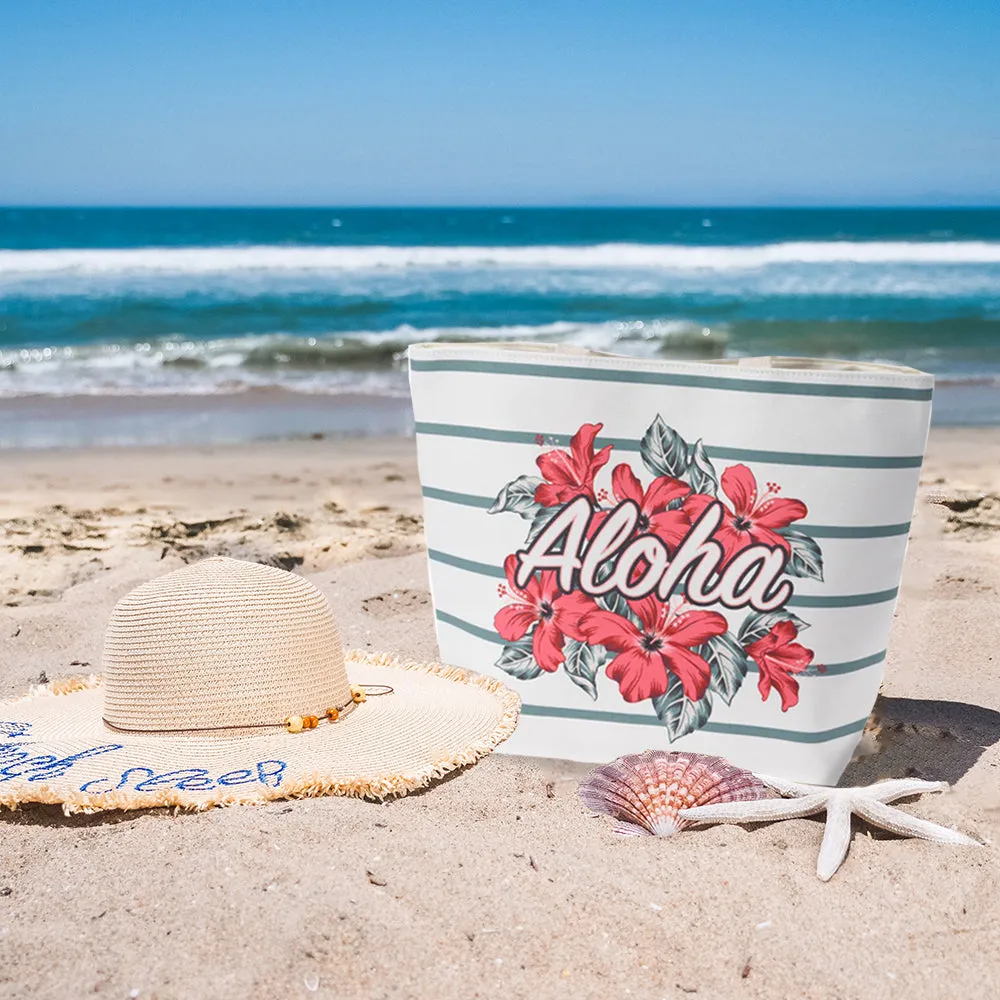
[495,555,597,672]
[746,619,815,712]
[588,464,692,550]
[684,463,807,563]
[489,416,822,740]
[534,422,613,507]
[581,595,728,702]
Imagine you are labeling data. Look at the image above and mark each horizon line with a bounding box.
[3,203,1000,211]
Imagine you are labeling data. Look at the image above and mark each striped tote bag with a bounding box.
[408,343,933,784]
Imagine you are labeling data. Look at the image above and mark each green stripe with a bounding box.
[436,609,502,643]
[798,523,910,539]
[414,421,924,470]
[806,649,887,676]
[518,704,868,744]
[422,486,494,509]
[429,548,506,578]
[426,549,898,607]
[420,485,910,538]
[435,610,887,677]
[787,587,897,608]
[409,357,933,402]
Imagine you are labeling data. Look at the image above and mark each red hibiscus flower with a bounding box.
[684,464,807,565]
[534,422,613,507]
[589,464,692,550]
[494,555,598,671]
[579,595,728,703]
[746,620,814,712]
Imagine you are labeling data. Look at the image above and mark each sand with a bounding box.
[1,431,998,1000]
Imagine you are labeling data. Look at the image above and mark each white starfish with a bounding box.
[679,774,980,881]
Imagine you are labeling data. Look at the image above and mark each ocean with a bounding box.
[2,207,999,439]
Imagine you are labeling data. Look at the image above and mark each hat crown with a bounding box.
[102,558,350,733]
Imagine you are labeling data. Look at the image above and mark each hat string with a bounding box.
[102,684,394,736]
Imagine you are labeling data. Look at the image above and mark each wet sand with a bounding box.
[0,389,414,450]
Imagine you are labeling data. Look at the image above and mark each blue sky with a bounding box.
[1,0,998,206]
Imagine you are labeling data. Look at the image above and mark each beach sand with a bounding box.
[1,430,998,999]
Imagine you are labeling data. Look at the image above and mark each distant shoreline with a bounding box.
[0,389,414,450]
[0,380,996,450]
[5,204,1000,211]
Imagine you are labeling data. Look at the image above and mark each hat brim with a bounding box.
[0,652,520,814]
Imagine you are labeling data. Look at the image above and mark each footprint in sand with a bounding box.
[925,491,1000,538]
[936,572,993,598]
[361,589,431,618]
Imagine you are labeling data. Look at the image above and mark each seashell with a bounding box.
[578,750,769,837]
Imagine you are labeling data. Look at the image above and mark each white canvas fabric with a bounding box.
[408,343,934,784]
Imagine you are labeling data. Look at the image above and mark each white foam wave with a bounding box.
[4,240,1000,279]
[0,320,721,398]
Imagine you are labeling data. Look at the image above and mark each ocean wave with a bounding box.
[1,315,998,399]
[4,240,1000,279]
[5,243,1000,306]
[0,319,726,398]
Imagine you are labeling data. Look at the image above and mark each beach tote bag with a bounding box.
[408,343,933,784]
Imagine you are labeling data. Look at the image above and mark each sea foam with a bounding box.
[0,320,725,398]
[4,240,1000,279]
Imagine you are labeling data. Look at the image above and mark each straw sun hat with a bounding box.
[0,557,520,814]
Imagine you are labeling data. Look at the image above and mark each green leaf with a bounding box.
[494,636,543,680]
[593,558,633,619]
[488,475,544,519]
[562,639,606,701]
[640,414,690,480]
[525,503,562,545]
[640,417,718,498]
[651,674,713,741]
[737,609,811,647]
[684,438,719,496]
[597,588,632,619]
[778,529,825,582]
[699,632,750,706]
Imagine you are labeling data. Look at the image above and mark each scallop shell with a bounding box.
[578,750,768,837]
